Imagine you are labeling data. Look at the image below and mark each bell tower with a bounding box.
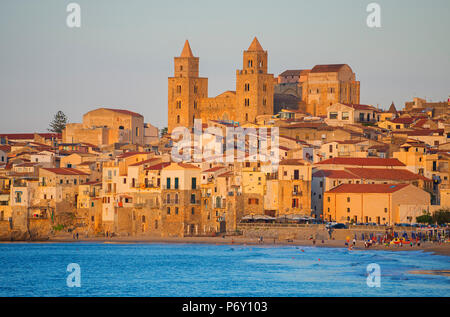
[168,40,208,133]
[235,37,274,124]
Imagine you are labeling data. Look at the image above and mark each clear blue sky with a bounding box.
[0,0,449,132]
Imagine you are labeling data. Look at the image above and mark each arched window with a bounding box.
[245,113,248,121]
[177,115,180,124]
[167,194,170,203]
[216,196,221,208]
[248,60,253,67]
[175,193,179,204]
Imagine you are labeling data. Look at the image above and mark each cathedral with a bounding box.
[168,37,274,132]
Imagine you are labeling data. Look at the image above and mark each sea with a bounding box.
[0,242,448,297]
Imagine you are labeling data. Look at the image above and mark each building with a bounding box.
[168,37,274,132]
[63,108,145,146]
[325,103,380,126]
[324,183,430,225]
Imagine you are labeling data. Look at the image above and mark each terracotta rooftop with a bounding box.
[279,159,306,166]
[346,168,431,182]
[342,103,377,111]
[310,64,346,73]
[390,117,415,124]
[0,133,61,140]
[203,166,226,173]
[128,158,160,167]
[326,183,410,194]
[41,168,89,176]
[317,157,405,167]
[312,169,359,179]
[144,162,171,171]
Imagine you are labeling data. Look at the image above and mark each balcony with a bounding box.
[12,181,27,187]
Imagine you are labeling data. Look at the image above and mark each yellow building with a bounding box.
[324,183,430,225]
[168,37,274,132]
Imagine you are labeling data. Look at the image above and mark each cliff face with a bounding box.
[0,217,52,241]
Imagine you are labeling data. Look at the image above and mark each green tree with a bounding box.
[48,111,68,133]
[160,127,168,138]
[416,211,432,224]
[432,208,450,225]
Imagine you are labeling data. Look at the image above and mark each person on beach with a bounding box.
[353,238,356,246]
[76,232,79,240]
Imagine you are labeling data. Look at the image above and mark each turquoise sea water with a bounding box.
[0,243,448,297]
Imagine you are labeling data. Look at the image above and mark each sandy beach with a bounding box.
[14,234,447,257]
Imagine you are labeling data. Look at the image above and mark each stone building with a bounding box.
[168,37,274,132]
[63,108,145,146]
[276,64,360,116]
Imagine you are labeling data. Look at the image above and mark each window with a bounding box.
[167,207,170,215]
[329,112,338,119]
[347,208,350,213]
[244,98,250,106]
[263,84,267,92]
[194,86,198,93]
[384,208,388,213]
[166,178,171,189]
[342,112,349,120]
[248,60,253,67]
[191,177,197,189]
[176,100,182,109]
[176,85,181,93]
[175,207,179,215]
[244,83,250,91]
[327,197,330,202]
[191,207,195,215]
[136,127,139,137]
[174,177,179,189]
[245,113,248,121]
[177,115,180,124]
[347,197,350,202]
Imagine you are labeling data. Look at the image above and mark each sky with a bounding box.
[0,0,449,133]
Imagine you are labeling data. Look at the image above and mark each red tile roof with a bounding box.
[41,168,89,176]
[279,159,306,166]
[316,157,405,167]
[203,166,226,173]
[0,133,61,140]
[144,162,171,171]
[310,64,346,73]
[312,169,359,179]
[128,158,159,167]
[342,103,377,111]
[326,183,410,194]
[346,168,430,182]
[390,117,415,124]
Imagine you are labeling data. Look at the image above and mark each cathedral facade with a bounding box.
[168,37,274,132]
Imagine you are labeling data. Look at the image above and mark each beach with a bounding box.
[25,234,449,257]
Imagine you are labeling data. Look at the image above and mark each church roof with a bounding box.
[247,37,264,51]
[180,40,194,57]
[388,102,398,114]
[310,64,347,73]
